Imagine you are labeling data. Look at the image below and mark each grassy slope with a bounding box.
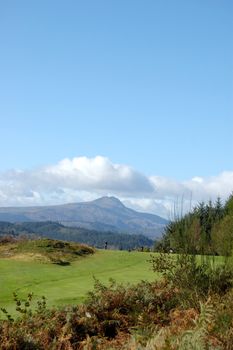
[0,238,95,264]
[0,250,158,316]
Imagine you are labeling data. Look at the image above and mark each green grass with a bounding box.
[0,249,158,317]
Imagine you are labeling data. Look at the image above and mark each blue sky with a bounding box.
[0,1,232,215]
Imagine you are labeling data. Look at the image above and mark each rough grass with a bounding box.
[0,238,95,264]
[0,247,158,317]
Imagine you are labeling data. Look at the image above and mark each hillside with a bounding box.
[0,221,154,250]
[0,196,168,238]
[0,237,95,265]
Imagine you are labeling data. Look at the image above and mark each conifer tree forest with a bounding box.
[157,194,233,256]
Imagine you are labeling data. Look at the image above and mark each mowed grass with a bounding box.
[0,250,158,316]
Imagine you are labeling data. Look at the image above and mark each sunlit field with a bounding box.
[0,249,159,316]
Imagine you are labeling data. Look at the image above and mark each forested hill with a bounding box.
[0,221,154,250]
[157,194,233,255]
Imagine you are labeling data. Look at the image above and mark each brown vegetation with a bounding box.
[0,253,233,349]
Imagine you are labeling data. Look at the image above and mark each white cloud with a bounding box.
[0,156,232,218]
[43,156,153,194]
[184,171,233,200]
[122,197,172,219]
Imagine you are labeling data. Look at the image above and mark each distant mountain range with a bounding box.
[0,196,168,239]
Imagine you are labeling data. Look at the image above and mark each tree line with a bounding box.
[0,221,153,251]
[155,194,233,256]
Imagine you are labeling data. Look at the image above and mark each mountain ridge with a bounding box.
[0,196,168,239]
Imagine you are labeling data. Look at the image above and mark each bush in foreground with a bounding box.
[0,254,233,349]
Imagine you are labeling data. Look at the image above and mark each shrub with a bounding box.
[0,260,233,349]
[150,253,233,306]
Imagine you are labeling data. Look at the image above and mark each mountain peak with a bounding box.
[0,196,168,239]
[92,196,125,209]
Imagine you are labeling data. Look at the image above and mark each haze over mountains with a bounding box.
[0,196,168,239]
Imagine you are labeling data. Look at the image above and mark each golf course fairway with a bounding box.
[0,250,158,316]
